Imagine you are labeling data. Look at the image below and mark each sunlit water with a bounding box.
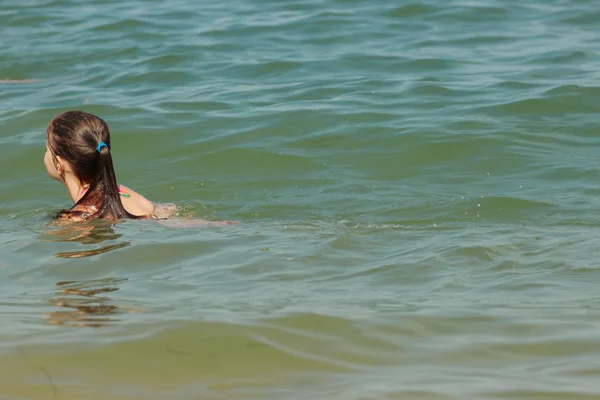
[2,0,600,398]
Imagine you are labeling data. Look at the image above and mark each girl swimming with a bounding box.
[44,110,163,221]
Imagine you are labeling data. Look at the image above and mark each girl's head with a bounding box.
[45,111,111,185]
[45,110,142,220]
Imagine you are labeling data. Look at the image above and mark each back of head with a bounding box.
[48,111,110,185]
[47,110,142,220]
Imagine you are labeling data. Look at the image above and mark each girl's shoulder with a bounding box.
[118,184,156,217]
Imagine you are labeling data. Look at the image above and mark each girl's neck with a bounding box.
[62,173,87,203]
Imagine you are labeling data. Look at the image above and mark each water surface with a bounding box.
[2,0,600,398]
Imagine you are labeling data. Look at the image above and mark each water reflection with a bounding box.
[53,242,130,259]
[40,219,130,258]
[39,220,136,326]
[46,278,134,328]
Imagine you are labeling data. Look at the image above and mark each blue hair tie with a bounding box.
[97,142,108,153]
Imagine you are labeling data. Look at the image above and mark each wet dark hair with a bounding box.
[47,110,154,221]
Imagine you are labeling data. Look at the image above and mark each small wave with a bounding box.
[384,3,440,19]
[91,18,150,32]
[480,95,600,117]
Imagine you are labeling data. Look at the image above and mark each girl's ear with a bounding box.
[55,155,65,177]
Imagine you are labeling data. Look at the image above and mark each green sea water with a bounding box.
[2,0,600,398]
